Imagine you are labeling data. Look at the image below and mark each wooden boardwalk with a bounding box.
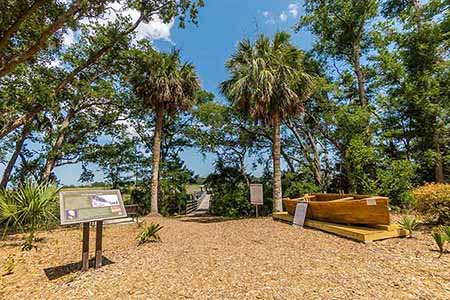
[186,192,210,216]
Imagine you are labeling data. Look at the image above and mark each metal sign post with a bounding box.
[59,190,127,272]
[250,184,263,217]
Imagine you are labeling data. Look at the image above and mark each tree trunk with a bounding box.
[150,108,164,215]
[353,46,367,107]
[238,154,250,188]
[272,113,283,212]
[286,121,323,188]
[41,108,75,181]
[1,123,31,187]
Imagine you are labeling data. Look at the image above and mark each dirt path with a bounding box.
[1,216,449,300]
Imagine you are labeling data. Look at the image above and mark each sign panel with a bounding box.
[293,202,308,227]
[59,190,127,225]
[250,184,263,205]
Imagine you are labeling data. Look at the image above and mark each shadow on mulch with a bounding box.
[180,217,248,224]
[43,256,114,280]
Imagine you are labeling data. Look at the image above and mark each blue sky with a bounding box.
[1,0,316,186]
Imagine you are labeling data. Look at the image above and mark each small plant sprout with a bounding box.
[398,216,419,238]
[137,223,163,246]
[431,230,447,257]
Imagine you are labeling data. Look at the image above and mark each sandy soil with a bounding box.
[1,216,449,300]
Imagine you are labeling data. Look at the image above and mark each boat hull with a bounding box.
[283,196,390,225]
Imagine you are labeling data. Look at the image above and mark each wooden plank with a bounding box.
[95,220,103,268]
[369,224,401,231]
[272,212,407,243]
[308,193,371,201]
[81,222,90,272]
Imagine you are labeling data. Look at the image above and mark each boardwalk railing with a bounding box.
[186,192,207,215]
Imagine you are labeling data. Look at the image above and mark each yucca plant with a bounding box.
[0,181,58,250]
[398,216,419,238]
[431,230,447,257]
[137,223,163,245]
[440,226,450,241]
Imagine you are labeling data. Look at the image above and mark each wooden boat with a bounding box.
[282,194,390,225]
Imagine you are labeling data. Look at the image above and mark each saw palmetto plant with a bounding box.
[0,181,58,250]
[137,223,164,245]
[431,230,447,257]
[398,216,419,238]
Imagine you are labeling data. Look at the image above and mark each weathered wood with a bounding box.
[283,196,390,225]
[308,193,370,201]
[81,222,90,272]
[328,197,354,202]
[307,198,390,225]
[272,212,407,242]
[95,221,103,268]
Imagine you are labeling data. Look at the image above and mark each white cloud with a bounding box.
[62,29,76,46]
[261,10,275,25]
[288,4,299,18]
[136,16,175,44]
[81,1,175,44]
[279,12,288,22]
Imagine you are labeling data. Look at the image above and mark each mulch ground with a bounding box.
[1,215,449,300]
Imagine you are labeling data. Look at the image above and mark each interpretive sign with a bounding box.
[250,184,263,218]
[59,189,127,271]
[59,190,127,225]
[250,184,263,205]
[293,202,308,228]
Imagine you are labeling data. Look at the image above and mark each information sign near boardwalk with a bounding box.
[250,184,263,217]
[59,190,127,271]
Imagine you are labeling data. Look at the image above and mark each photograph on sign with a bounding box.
[250,184,263,205]
[293,202,308,227]
[91,194,120,207]
[59,190,127,225]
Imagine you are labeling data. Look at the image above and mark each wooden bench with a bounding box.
[125,204,142,223]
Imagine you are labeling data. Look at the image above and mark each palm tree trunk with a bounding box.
[272,113,283,212]
[1,123,31,188]
[150,108,164,215]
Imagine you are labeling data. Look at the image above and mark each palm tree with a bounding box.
[221,32,315,212]
[129,48,200,215]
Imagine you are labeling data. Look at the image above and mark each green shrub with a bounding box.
[398,216,419,238]
[0,181,58,250]
[137,223,163,245]
[159,157,193,216]
[282,172,320,198]
[377,160,416,208]
[413,183,450,224]
[130,156,194,216]
[205,161,253,217]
